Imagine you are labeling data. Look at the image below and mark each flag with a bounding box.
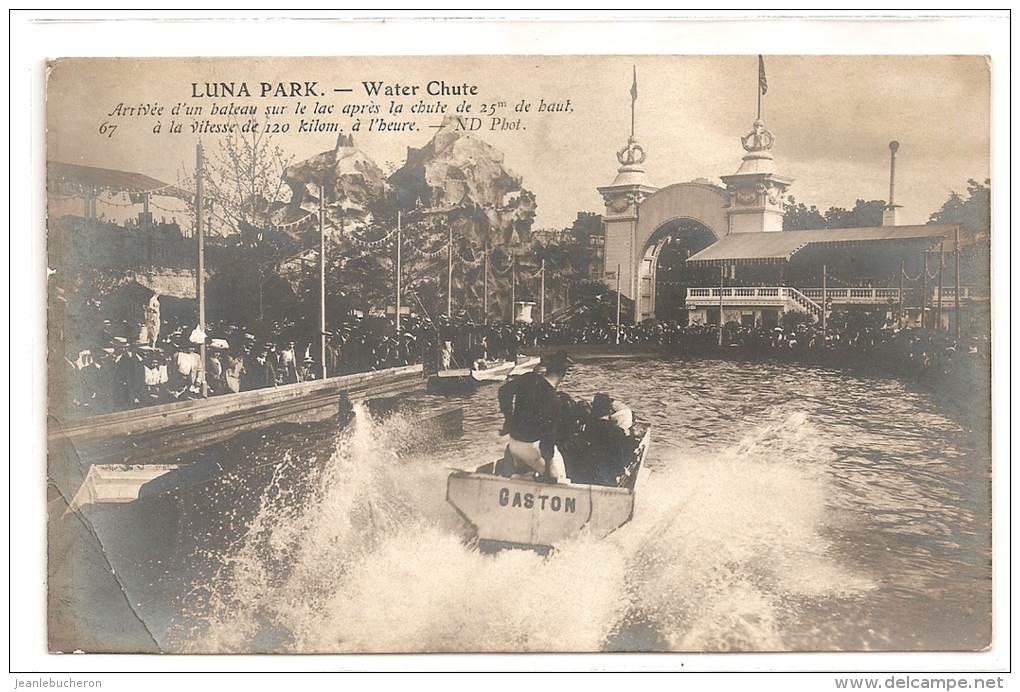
[631,66,638,102]
[758,55,768,96]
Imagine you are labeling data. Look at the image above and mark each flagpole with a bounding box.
[630,65,637,138]
[757,55,766,121]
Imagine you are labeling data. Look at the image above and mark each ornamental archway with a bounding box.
[639,218,719,323]
[630,182,729,322]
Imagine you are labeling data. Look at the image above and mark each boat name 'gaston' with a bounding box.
[499,488,576,513]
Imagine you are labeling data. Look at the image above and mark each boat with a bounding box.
[427,356,542,393]
[446,423,651,553]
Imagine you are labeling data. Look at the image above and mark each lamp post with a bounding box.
[395,211,402,333]
[195,142,207,398]
[616,263,622,345]
[540,258,546,324]
[447,218,454,318]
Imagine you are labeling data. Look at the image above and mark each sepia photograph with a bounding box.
[14,11,1008,680]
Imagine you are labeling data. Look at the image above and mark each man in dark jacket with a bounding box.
[497,349,570,483]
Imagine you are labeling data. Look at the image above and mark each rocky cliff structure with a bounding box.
[281,132,388,232]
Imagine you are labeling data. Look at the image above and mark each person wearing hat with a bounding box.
[497,349,571,484]
[206,340,226,395]
[168,339,202,398]
[81,346,117,415]
[223,346,246,394]
[587,393,637,486]
[297,354,316,382]
[253,347,278,389]
[592,392,633,434]
[278,341,298,384]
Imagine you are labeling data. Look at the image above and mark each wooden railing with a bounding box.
[48,364,425,450]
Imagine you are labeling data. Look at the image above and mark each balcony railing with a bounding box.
[685,285,987,310]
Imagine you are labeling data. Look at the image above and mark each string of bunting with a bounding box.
[490,254,515,275]
[95,195,138,208]
[269,211,317,232]
[348,225,398,247]
[50,181,181,199]
[517,266,546,280]
[405,237,450,259]
[148,198,189,215]
[139,183,179,196]
[901,266,923,282]
[924,254,947,280]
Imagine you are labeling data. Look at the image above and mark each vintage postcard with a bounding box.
[32,20,1001,673]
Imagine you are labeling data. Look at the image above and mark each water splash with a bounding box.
[168,404,878,653]
[169,405,629,653]
[612,409,874,652]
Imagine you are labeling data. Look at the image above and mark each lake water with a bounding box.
[80,357,992,653]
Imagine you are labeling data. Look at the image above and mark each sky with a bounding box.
[45,52,990,233]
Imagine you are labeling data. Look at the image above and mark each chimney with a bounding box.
[882,140,902,226]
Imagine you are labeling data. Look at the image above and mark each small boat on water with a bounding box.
[427,356,542,393]
[446,423,651,553]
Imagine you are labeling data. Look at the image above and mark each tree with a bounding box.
[203,124,295,243]
[194,125,301,332]
[784,197,886,230]
[823,199,886,229]
[783,196,825,231]
[928,178,990,240]
[927,178,991,290]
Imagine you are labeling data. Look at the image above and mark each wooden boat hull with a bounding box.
[447,427,651,551]
[427,357,541,393]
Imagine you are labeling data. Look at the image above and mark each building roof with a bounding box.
[48,161,189,198]
[686,224,958,266]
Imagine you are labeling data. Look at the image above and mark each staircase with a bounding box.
[785,287,823,317]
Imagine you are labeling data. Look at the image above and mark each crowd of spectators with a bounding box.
[51,307,989,419]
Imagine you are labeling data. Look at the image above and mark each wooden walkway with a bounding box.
[48,365,428,493]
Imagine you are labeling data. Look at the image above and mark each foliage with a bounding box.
[928,178,990,239]
[202,125,295,243]
[784,196,886,230]
[190,127,301,329]
[823,199,886,229]
[927,178,991,289]
[783,196,825,231]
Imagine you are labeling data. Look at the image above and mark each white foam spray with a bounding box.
[169,404,873,653]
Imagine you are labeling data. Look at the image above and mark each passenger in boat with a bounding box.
[557,393,596,484]
[588,393,637,486]
[497,349,571,484]
[592,392,633,434]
